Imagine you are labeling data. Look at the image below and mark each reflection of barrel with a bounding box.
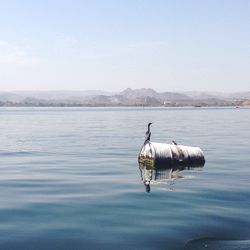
[138,141,205,168]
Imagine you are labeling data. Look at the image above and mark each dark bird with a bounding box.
[145,122,153,142]
[172,140,177,145]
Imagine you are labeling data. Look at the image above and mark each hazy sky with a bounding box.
[0,0,249,92]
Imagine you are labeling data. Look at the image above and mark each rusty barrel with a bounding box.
[138,141,205,168]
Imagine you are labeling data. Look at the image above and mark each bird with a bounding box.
[172,140,178,145]
[145,122,153,142]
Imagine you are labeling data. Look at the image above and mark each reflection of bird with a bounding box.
[172,140,177,145]
[145,122,153,142]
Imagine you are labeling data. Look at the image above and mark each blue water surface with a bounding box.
[0,107,249,250]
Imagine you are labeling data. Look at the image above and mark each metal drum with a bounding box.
[138,141,205,168]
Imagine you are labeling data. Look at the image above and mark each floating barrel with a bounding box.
[138,141,205,168]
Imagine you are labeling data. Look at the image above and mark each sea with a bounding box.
[0,107,249,250]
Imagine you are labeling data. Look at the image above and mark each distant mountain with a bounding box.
[183,91,250,100]
[120,88,190,101]
[83,95,130,106]
[12,90,114,100]
[0,92,26,102]
[0,89,250,107]
[228,92,250,99]
[160,92,191,101]
[120,88,159,99]
[183,91,222,99]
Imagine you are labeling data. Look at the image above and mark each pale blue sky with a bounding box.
[0,0,249,92]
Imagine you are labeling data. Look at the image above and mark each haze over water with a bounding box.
[0,107,250,249]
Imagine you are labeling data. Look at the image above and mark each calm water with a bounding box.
[0,107,249,250]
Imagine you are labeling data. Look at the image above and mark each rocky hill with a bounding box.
[0,89,249,107]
